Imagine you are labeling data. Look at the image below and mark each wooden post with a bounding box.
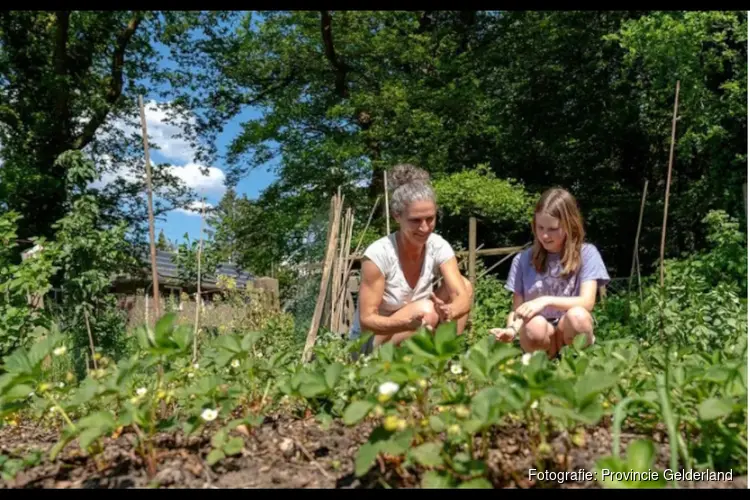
[303,193,342,363]
[468,217,477,287]
[138,95,160,319]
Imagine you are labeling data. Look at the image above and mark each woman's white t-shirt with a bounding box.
[349,232,455,340]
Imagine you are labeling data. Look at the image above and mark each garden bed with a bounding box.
[1,416,743,489]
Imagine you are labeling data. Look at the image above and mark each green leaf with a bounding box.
[575,371,619,405]
[154,313,177,346]
[240,332,262,351]
[343,400,375,425]
[698,398,733,421]
[223,437,244,456]
[459,478,493,488]
[434,321,458,356]
[79,427,106,450]
[404,330,437,359]
[211,429,228,448]
[379,343,394,362]
[380,429,414,456]
[410,442,444,467]
[324,363,343,390]
[421,470,455,488]
[213,335,243,354]
[355,441,379,477]
[3,384,33,401]
[429,415,446,432]
[206,449,226,466]
[626,439,655,472]
[298,372,328,398]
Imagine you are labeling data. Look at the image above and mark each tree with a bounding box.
[0,11,242,242]
[156,229,172,251]
[209,11,746,277]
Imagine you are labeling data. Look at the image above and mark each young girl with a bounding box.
[491,188,609,358]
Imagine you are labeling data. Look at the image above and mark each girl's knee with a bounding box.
[567,307,592,329]
[520,316,552,349]
[563,307,594,345]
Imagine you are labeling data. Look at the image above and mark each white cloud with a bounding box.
[175,200,214,216]
[86,100,226,201]
[165,163,225,197]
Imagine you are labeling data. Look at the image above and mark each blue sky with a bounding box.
[149,105,278,246]
[142,37,279,247]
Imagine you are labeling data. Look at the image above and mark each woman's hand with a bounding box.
[407,310,431,331]
[516,297,548,320]
[430,293,453,321]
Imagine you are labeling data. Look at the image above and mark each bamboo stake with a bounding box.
[331,196,381,324]
[83,308,98,371]
[192,199,205,363]
[331,193,345,331]
[629,180,649,295]
[138,95,160,319]
[303,193,342,363]
[468,217,477,287]
[384,170,390,235]
[336,208,354,332]
[660,81,680,289]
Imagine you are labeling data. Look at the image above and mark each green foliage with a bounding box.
[432,165,534,247]
[0,212,58,355]
[0,11,242,242]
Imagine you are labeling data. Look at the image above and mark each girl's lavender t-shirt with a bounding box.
[505,244,610,320]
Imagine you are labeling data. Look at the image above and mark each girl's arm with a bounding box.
[506,293,525,331]
[542,280,598,312]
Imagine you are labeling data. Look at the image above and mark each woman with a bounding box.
[491,187,610,358]
[349,164,473,353]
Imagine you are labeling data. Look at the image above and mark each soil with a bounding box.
[0,415,744,489]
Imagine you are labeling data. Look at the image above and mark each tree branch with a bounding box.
[73,12,144,150]
[319,10,349,98]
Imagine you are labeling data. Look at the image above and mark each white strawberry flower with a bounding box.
[136,387,147,397]
[521,353,532,366]
[450,363,463,375]
[201,408,218,422]
[53,346,67,357]
[231,359,240,368]
[378,381,399,397]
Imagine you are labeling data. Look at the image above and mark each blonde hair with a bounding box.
[531,188,585,276]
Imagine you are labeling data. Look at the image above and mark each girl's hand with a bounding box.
[490,327,516,343]
[516,298,547,320]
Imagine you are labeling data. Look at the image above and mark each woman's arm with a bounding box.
[436,257,471,319]
[358,260,420,335]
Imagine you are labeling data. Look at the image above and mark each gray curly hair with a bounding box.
[387,164,436,217]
